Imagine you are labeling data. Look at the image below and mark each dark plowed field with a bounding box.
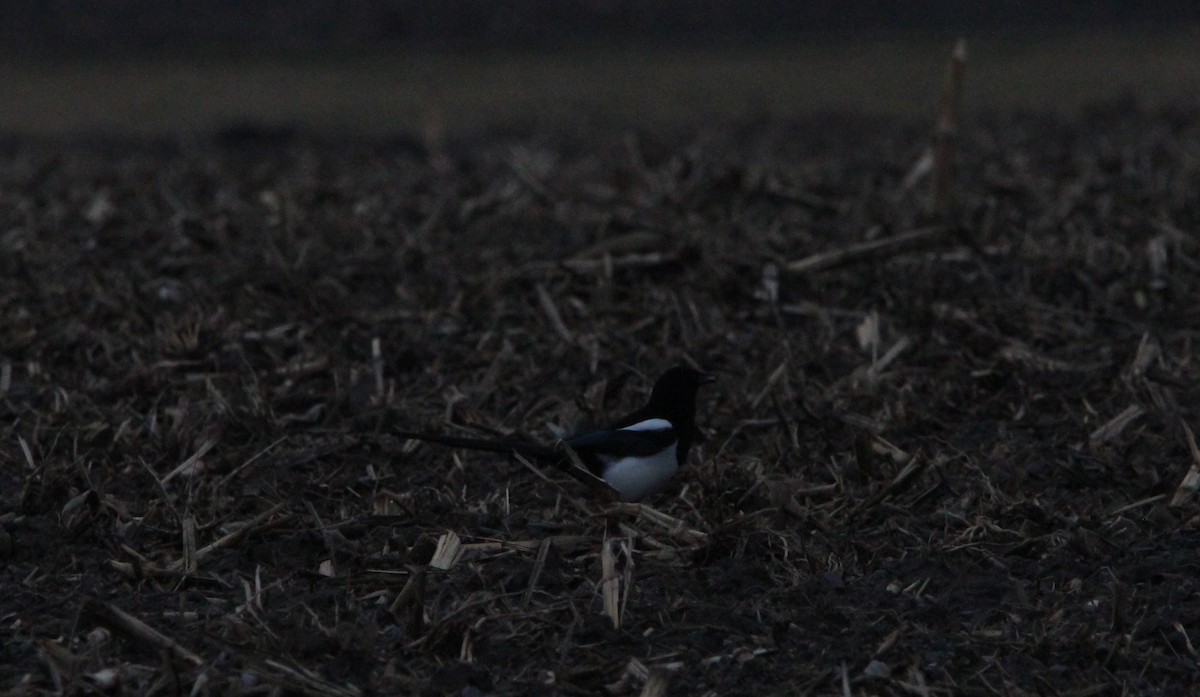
[3,104,1200,695]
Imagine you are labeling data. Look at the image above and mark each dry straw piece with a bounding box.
[930,38,967,214]
[1089,405,1146,448]
[600,538,621,629]
[82,598,203,667]
[1170,423,1200,507]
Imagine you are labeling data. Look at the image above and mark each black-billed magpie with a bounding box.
[396,366,714,501]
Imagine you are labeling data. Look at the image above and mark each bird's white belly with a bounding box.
[600,443,678,502]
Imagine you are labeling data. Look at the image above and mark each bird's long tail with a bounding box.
[394,431,561,463]
[394,430,613,495]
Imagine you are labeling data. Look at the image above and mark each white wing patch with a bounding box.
[620,418,673,433]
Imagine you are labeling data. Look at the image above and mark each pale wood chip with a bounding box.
[429,530,463,570]
[638,669,671,697]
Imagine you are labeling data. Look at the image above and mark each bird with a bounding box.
[395,366,714,501]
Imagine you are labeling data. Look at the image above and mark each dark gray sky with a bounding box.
[6,1,1199,57]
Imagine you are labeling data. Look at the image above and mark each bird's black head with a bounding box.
[651,365,715,396]
[642,365,715,423]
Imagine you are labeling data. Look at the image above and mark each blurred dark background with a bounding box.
[3,1,1198,136]
[6,0,1200,55]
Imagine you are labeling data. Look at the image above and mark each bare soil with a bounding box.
[3,103,1200,695]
